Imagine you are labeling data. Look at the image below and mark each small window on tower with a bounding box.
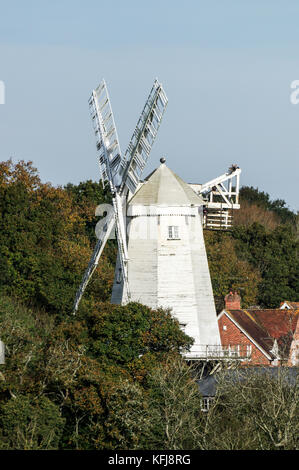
[168,226,180,239]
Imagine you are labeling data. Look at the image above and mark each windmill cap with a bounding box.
[128,163,203,207]
[160,157,166,164]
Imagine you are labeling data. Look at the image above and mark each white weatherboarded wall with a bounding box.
[111,163,221,355]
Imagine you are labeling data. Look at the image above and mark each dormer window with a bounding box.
[168,226,179,239]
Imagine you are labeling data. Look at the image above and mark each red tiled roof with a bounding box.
[255,309,299,339]
[222,308,299,359]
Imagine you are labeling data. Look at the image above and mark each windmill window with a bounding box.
[168,226,179,239]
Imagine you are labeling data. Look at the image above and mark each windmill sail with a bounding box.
[121,79,168,194]
[72,79,168,314]
[89,80,126,187]
[72,212,115,314]
[73,81,127,314]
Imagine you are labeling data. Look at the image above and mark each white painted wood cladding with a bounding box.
[111,163,221,355]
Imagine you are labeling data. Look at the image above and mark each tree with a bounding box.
[1,159,298,450]
[77,301,193,369]
[139,356,203,450]
[0,160,115,316]
[204,231,261,311]
[233,223,299,307]
[234,200,280,230]
[200,368,299,450]
[0,395,65,450]
[0,295,193,449]
[239,186,296,226]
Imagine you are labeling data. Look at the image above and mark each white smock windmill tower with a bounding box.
[73,79,242,359]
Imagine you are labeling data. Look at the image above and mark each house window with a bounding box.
[168,226,179,239]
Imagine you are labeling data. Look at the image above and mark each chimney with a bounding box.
[225,291,241,310]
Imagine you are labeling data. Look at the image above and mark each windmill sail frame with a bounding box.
[73,79,241,316]
[72,78,168,314]
[120,79,168,195]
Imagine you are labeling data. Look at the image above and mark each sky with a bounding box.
[0,0,298,210]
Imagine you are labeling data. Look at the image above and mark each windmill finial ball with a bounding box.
[160,157,166,164]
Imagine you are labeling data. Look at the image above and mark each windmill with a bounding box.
[73,79,242,359]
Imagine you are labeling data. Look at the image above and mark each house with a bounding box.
[280,301,299,310]
[218,292,299,366]
[197,367,299,411]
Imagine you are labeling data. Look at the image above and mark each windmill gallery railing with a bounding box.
[183,344,252,361]
[202,206,234,231]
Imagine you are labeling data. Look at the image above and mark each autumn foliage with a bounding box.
[0,159,298,449]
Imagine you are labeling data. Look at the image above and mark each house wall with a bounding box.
[218,314,271,366]
[288,319,299,366]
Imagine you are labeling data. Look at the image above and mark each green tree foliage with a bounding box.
[205,185,298,310]
[239,186,296,225]
[64,179,117,270]
[204,231,261,311]
[0,160,115,316]
[198,369,299,450]
[80,302,192,368]
[0,296,192,449]
[0,159,298,449]
[64,180,114,244]
[0,395,65,450]
[232,223,299,307]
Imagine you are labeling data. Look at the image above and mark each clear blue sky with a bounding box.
[0,0,298,210]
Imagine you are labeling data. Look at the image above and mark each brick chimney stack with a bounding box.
[225,291,241,310]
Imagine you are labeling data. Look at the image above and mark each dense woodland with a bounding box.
[0,159,298,450]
